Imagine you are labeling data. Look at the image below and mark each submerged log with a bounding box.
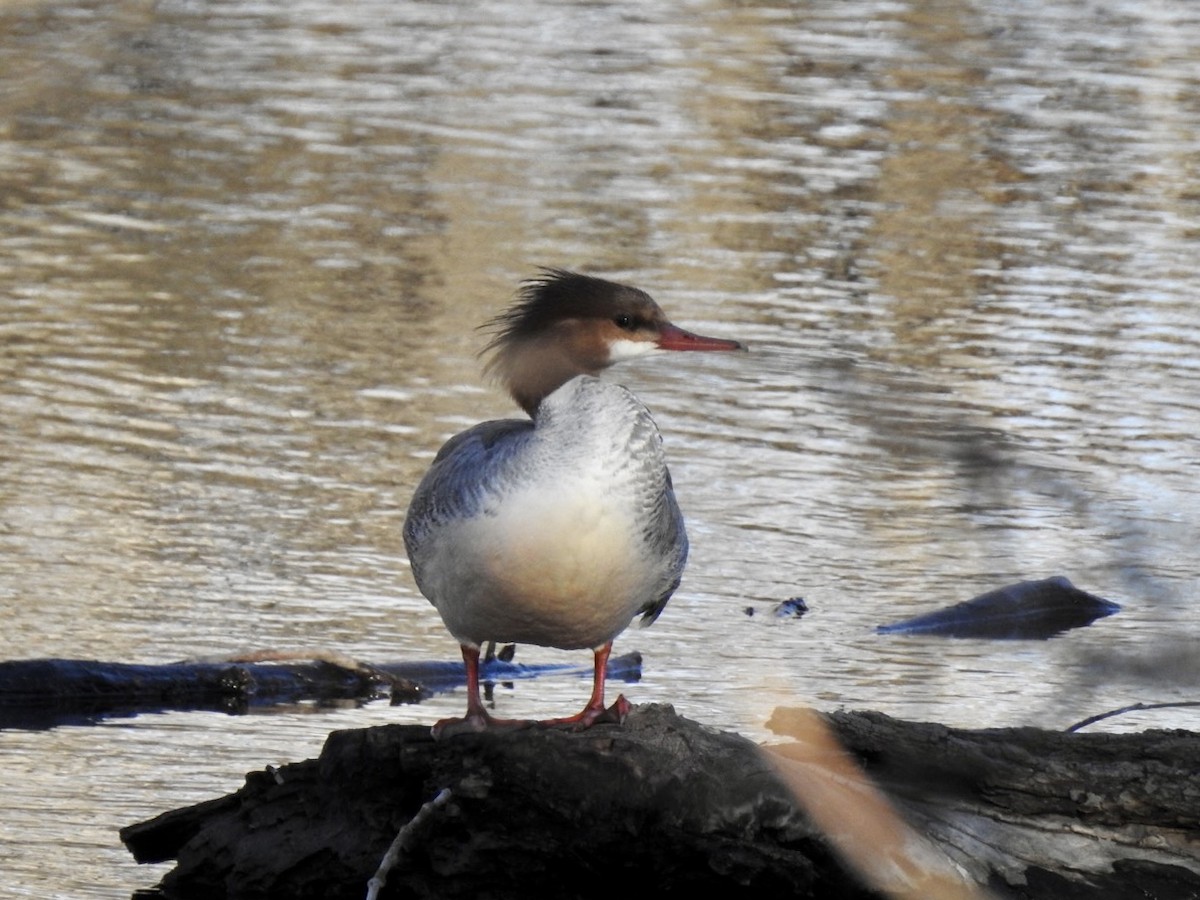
[120,704,1200,900]
[0,651,642,729]
[876,576,1121,639]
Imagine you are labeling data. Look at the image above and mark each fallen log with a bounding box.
[120,704,1200,900]
[0,651,643,729]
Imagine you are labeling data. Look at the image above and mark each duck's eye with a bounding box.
[613,314,636,331]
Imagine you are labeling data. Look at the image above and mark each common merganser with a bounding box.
[403,270,743,737]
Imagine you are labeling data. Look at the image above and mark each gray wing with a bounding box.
[402,417,533,584]
[636,465,689,626]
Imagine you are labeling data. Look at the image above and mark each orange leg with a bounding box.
[431,644,531,739]
[538,642,631,730]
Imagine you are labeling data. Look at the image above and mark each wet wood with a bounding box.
[120,704,1200,900]
[875,576,1120,639]
[0,651,642,728]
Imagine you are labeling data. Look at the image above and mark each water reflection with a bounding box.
[2,0,1200,896]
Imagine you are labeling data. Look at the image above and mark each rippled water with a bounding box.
[3,0,1200,896]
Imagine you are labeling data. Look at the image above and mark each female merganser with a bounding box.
[403,270,743,737]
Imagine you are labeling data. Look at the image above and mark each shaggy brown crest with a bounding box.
[481,269,672,416]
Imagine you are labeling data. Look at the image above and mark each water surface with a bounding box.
[2,0,1200,896]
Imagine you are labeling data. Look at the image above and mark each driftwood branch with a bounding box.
[120,704,1200,900]
[1065,700,1200,733]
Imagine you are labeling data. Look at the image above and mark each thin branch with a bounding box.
[1065,701,1200,733]
[365,788,452,900]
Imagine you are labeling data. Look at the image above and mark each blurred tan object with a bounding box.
[764,706,991,900]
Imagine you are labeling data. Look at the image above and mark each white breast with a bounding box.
[406,376,687,651]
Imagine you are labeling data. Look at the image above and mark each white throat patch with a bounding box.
[607,338,660,363]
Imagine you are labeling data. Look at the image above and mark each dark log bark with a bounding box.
[120,704,1200,900]
[775,708,1200,899]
